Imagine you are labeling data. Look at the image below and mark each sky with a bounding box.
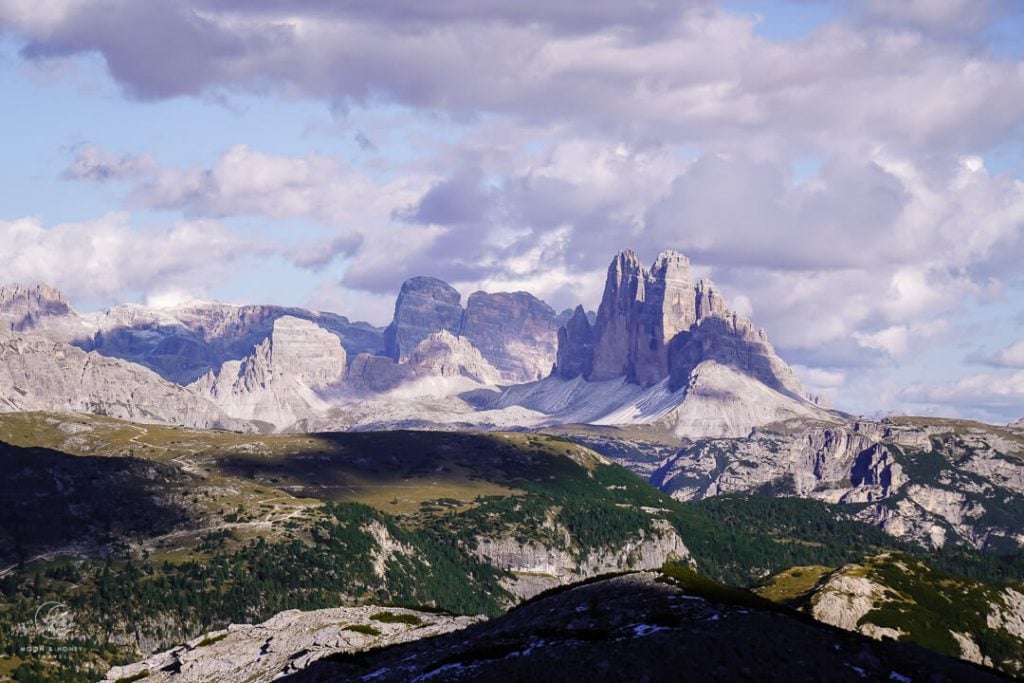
[1,0,1024,423]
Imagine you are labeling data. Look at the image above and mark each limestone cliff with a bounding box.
[0,333,243,430]
[382,279,559,383]
[460,291,559,382]
[556,249,803,399]
[191,316,346,428]
[383,277,463,362]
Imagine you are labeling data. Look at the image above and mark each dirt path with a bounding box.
[0,550,83,579]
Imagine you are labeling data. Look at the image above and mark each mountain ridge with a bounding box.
[0,247,826,437]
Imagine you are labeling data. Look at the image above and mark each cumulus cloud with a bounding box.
[902,369,1024,413]
[4,1,1023,153]
[853,320,951,359]
[73,144,428,225]
[0,214,263,303]
[980,339,1024,368]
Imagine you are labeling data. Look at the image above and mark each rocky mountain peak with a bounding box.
[0,283,73,330]
[193,316,346,427]
[555,306,595,380]
[460,290,558,382]
[267,316,347,389]
[383,277,463,361]
[381,277,559,383]
[555,249,804,399]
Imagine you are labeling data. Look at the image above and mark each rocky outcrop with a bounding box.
[383,277,463,361]
[0,281,384,385]
[588,250,648,381]
[0,283,72,325]
[666,310,803,395]
[810,570,892,633]
[91,302,381,385]
[0,284,86,343]
[460,291,559,382]
[567,249,802,398]
[652,422,902,501]
[554,306,594,380]
[798,554,1024,676]
[406,330,504,385]
[0,334,243,430]
[382,279,559,383]
[276,572,1004,683]
[472,518,690,599]
[101,605,483,683]
[346,331,503,395]
[988,588,1024,643]
[191,317,346,428]
[582,415,1024,550]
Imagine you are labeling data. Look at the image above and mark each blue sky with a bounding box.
[2,0,1024,422]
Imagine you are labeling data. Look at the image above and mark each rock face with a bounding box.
[578,416,1024,551]
[383,277,463,361]
[472,518,690,599]
[90,303,381,385]
[555,306,594,380]
[0,282,384,386]
[460,291,559,382]
[558,249,803,399]
[0,283,72,327]
[383,279,560,383]
[192,317,346,428]
[651,422,907,503]
[346,331,504,395]
[101,606,483,683]
[0,334,243,430]
[0,284,88,343]
[406,330,504,386]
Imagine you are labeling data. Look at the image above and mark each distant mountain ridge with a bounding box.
[0,249,828,435]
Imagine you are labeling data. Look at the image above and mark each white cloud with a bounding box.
[902,369,1024,409]
[0,214,263,304]
[793,364,845,388]
[7,2,1024,153]
[853,320,949,359]
[990,340,1024,368]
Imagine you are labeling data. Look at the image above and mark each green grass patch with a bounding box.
[369,611,423,626]
[194,632,228,648]
[114,671,150,683]
[658,563,778,611]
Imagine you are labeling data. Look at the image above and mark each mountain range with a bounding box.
[0,249,829,436]
[2,250,1023,557]
[2,250,1024,680]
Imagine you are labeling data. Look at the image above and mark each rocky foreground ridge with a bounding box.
[105,572,1002,683]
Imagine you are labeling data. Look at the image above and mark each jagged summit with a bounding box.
[381,277,559,383]
[0,251,826,436]
[192,316,347,427]
[383,277,463,361]
[0,283,77,336]
[554,249,803,397]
